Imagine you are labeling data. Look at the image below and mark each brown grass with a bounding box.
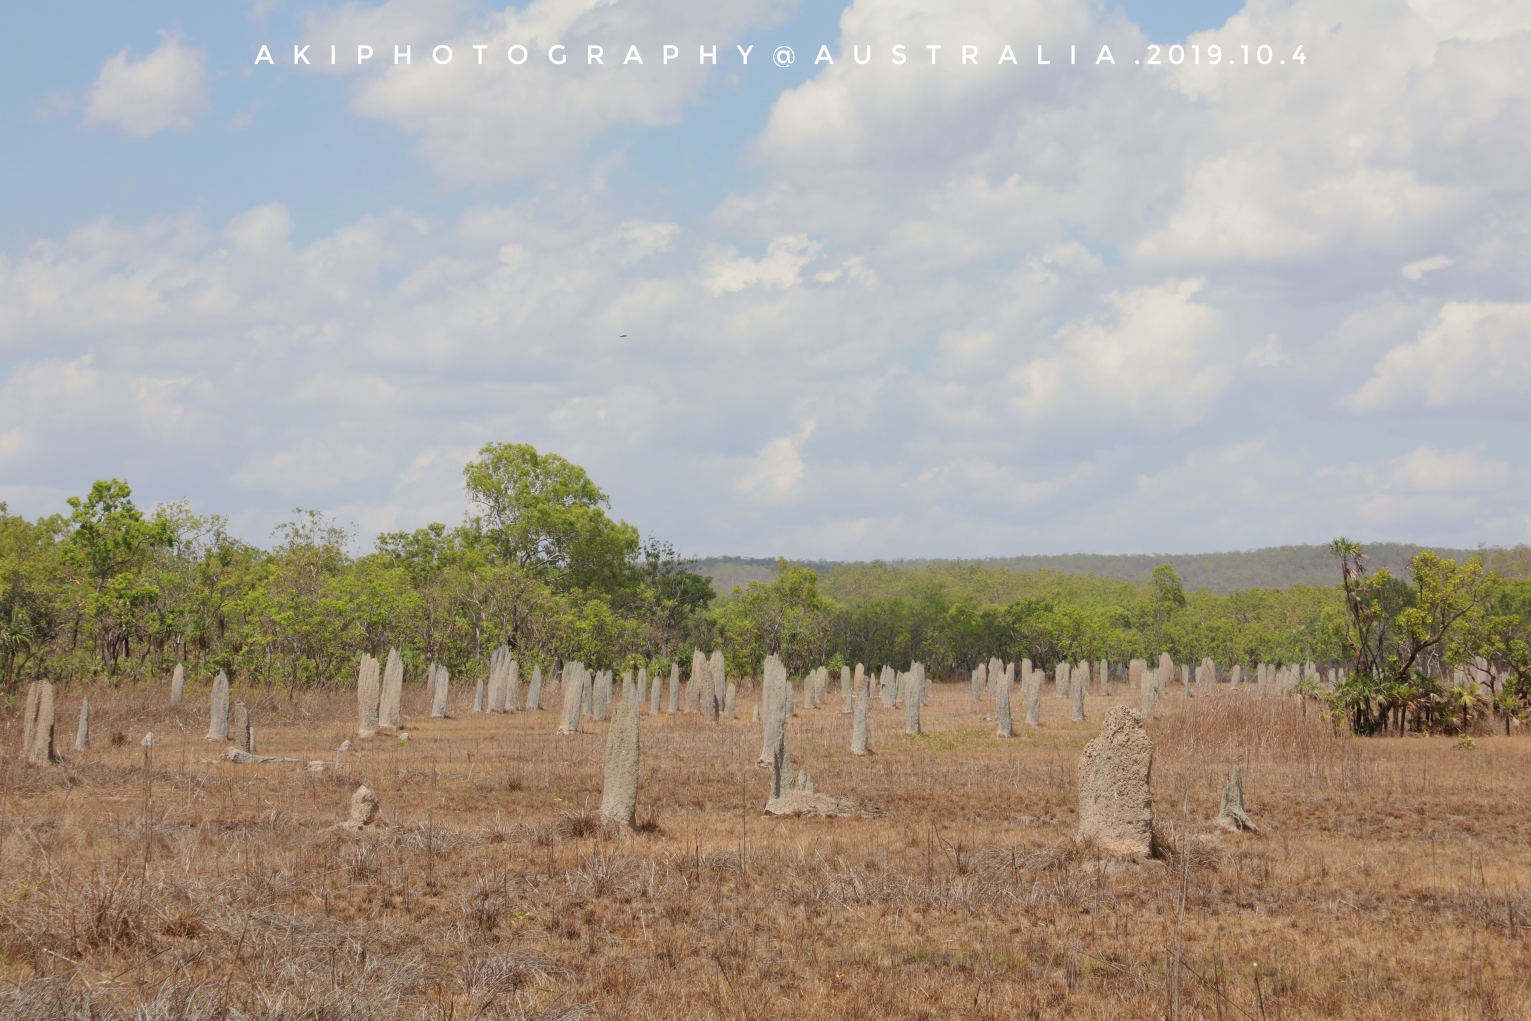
[2,678,1529,1019]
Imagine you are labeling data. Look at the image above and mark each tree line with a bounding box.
[3,444,1529,735]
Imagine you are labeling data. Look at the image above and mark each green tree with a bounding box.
[1146,563,1186,653]
[462,443,639,592]
[238,510,357,688]
[1329,538,1496,733]
[147,502,261,675]
[0,504,67,688]
[374,522,487,585]
[62,480,174,669]
[628,539,714,656]
[715,559,835,674]
[925,601,1005,676]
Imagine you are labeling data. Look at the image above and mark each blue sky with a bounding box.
[1,0,1527,558]
[0,2,1245,247]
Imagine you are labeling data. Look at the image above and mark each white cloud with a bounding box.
[1319,445,1512,529]
[226,204,295,256]
[918,457,1086,508]
[735,420,815,504]
[1244,334,1289,369]
[1345,301,1531,412]
[811,255,878,287]
[1039,243,1103,273]
[85,31,208,137]
[1401,255,1452,280]
[322,445,478,538]
[739,0,1529,283]
[1131,441,1302,528]
[547,387,670,446]
[294,373,400,409]
[307,0,793,181]
[0,357,110,464]
[1,183,1526,553]
[1389,445,1508,492]
[702,236,825,295]
[934,328,999,377]
[0,355,219,514]
[1008,278,1228,426]
[616,221,680,266]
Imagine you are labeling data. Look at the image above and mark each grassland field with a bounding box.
[2,676,1529,1020]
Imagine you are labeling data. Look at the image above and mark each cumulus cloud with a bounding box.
[304,0,794,180]
[0,355,215,493]
[703,236,824,295]
[1345,302,1531,412]
[1401,255,1452,280]
[735,420,815,504]
[616,222,681,266]
[85,31,208,136]
[1009,278,1228,427]
[737,0,1531,283]
[1319,445,1513,529]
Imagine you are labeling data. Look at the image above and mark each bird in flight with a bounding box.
[619,334,627,337]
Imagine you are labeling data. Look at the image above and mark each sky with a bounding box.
[0,0,1527,559]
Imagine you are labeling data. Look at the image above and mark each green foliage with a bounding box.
[808,559,1338,674]
[1,446,698,691]
[713,559,834,674]
[694,543,1487,597]
[626,540,714,655]
[462,442,639,593]
[0,504,65,685]
[61,480,174,668]
[5,465,1526,743]
[1327,538,1498,734]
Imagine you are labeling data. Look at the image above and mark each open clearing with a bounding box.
[3,679,1529,1019]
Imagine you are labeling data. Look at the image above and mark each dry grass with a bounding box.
[2,678,1529,1019]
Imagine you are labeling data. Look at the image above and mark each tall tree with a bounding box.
[714,559,834,674]
[63,480,173,668]
[462,443,639,592]
[628,539,714,655]
[1147,563,1186,654]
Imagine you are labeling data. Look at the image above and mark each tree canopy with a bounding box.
[461,442,638,592]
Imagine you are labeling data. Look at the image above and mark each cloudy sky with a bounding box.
[1,0,1527,558]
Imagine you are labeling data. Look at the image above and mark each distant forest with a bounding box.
[695,543,1530,597]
